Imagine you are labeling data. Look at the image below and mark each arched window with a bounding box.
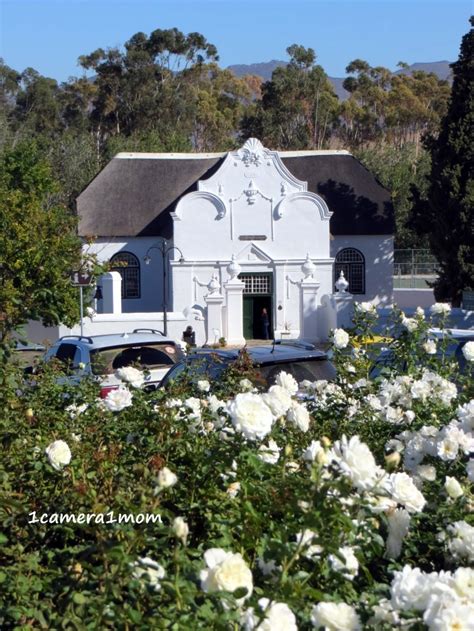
[335,248,365,294]
[110,252,140,299]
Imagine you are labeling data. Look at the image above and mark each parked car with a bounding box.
[32,330,185,396]
[370,328,474,378]
[160,340,336,389]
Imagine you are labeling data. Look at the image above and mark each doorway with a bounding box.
[240,273,273,340]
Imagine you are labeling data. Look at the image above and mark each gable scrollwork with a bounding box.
[174,191,228,220]
[274,192,333,221]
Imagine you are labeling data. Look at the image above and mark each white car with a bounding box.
[42,329,185,396]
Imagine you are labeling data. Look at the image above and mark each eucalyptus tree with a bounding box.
[78,28,219,149]
[241,45,339,150]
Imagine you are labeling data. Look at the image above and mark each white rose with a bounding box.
[239,378,254,392]
[390,565,435,611]
[386,508,411,559]
[333,435,385,491]
[115,366,144,388]
[311,601,361,630]
[275,371,298,395]
[104,387,133,412]
[197,379,210,392]
[65,403,88,419]
[45,440,72,471]
[333,328,350,349]
[262,386,292,418]
[423,339,437,355]
[445,476,464,499]
[132,556,165,591]
[200,548,253,602]
[295,529,323,559]
[227,393,274,441]
[258,439,281,464]
[415,306,425,318]
[329,546,359,580]
[416,464,437,481]
[387,472,426,513]
[447,521,474,562]
[157,467,178,489]
[173,516,189,544]
[287,401,310,432]
[402,317,418,333]
[185,396,201,419]
[303,440,324,463]
[255,598,298,631]
[355,301,377,314]
[226,481,241,497]
[452,567,474,600]
[431,302,451,316]
[462,341,474,362]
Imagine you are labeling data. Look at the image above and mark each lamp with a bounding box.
[143,239,185,336]
[94,286,103,300]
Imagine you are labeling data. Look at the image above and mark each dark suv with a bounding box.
[160,340,336,389]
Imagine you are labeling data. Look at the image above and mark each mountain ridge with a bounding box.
[228,60,453,100]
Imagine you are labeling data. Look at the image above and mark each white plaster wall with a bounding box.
[25,313,206,347]
[87,237,173,313]
[393,288,435,310]
[331,235,394,305]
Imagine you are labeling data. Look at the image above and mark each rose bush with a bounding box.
[0,305,472,628]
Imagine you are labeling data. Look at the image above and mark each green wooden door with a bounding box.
[243,297,254,339]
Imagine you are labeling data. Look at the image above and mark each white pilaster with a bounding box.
[205,293,224,345]
[300,280,321,340]
[101,272,122,314]
[224,279,245,345]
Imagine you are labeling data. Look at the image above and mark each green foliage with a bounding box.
[243,45,339,149]
[1,308,473,627]
[410,18,474,306]
[0,142,84,351]
[355,144,431,248]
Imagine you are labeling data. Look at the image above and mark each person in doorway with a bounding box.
[261,308,270,340]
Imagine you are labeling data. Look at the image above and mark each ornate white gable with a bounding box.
[172,138,332,261]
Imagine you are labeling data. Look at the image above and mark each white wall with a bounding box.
[331,235,394,305]
[393,288,436,309]
[87,237,169,313]
[25,313,206,347]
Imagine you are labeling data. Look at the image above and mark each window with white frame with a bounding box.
[110,252,140,299]
[239,274,272,295]
[335,248,365,294]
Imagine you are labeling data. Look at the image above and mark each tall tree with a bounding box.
[410,18,474,305]
[241,45,339,149]
[0,143,86,354]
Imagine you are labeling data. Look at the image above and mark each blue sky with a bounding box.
[1,0,471,81]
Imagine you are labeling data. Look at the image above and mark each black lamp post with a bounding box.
[144,239,185,336]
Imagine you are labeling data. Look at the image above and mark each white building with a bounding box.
[75,138,394,345]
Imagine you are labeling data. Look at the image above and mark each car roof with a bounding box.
[191,344,328,365]
[54,332,177,349]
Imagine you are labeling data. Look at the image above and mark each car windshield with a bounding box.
[90,343,182,375]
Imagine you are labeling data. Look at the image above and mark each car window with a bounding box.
[90,343,182,375]
[54,343,81,368]
[260,360,336,385]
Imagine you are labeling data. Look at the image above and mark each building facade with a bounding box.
[77,139,394,344]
